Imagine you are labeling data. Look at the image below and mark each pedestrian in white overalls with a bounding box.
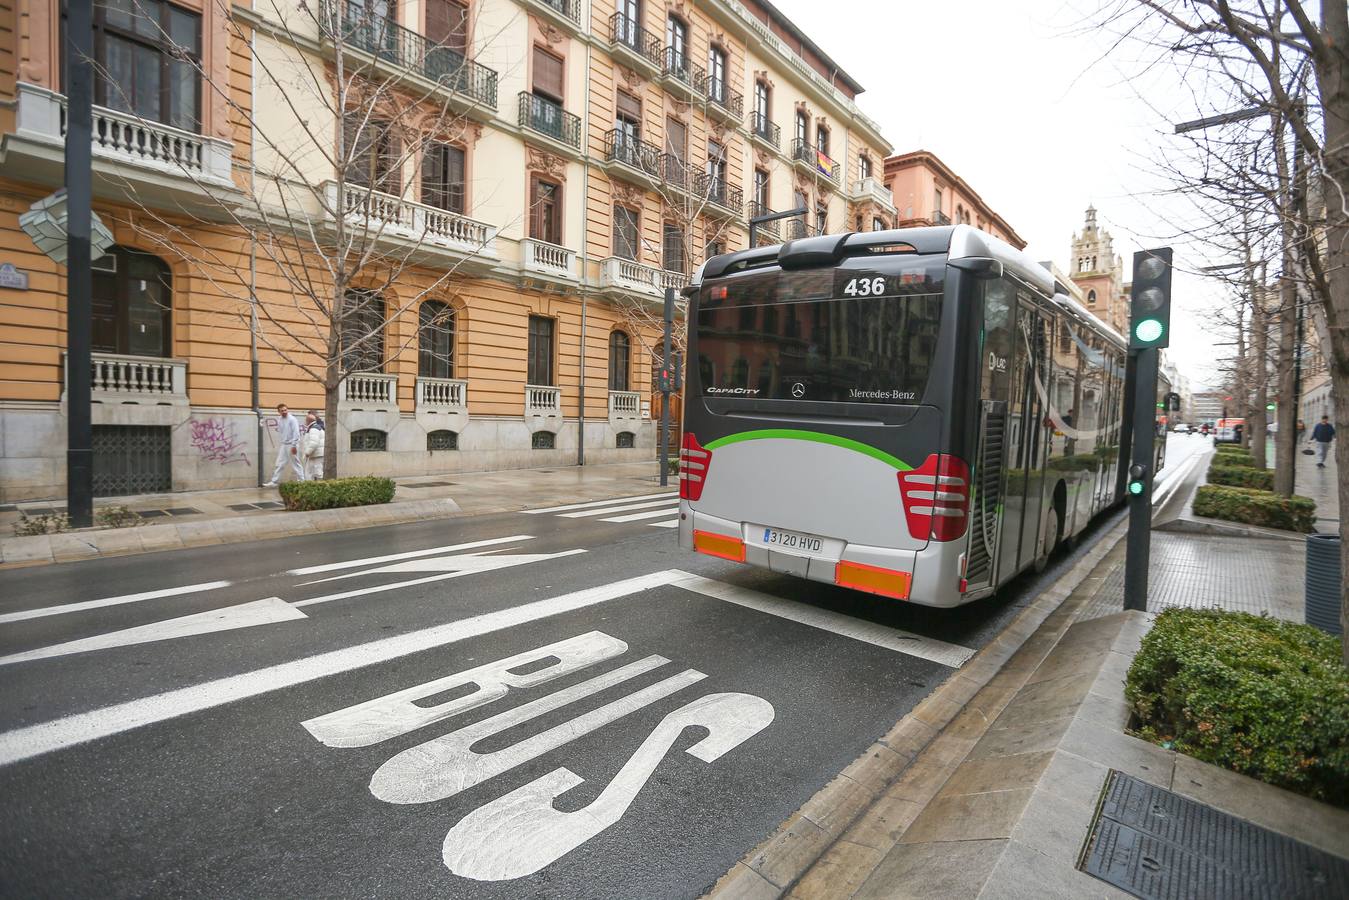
[263,403,306,486]
[301,410,326,481]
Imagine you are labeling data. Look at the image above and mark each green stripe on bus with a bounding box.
[703,429,913,471]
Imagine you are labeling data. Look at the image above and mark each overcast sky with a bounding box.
[774,0,1233,390]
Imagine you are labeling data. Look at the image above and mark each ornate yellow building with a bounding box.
[0,0,891,501]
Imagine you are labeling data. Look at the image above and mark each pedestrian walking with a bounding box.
[302,410,326,481]
[1310,414,1336,467]
[263,403,306,486]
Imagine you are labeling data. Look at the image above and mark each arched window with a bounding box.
[427,429,458,450]
[92,246,173,357]
[1087,290,1097,305]
[340,289,386,374]
[419,300,456,378]
[609,331,631,391]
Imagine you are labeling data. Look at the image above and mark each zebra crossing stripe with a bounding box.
[523,492,676,515]
[600,506,682,523]
[559,498,680,519]
[647,520,679,529]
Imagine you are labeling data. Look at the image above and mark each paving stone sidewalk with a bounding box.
[0,460,671,568]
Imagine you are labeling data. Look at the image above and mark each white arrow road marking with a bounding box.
[668,572,976,668]
[442,692,775,881]
[523,492,676,514]
[0,598,306,667]
[0,580,232,625]
[0,570,684,767]
[559,498,679,519]
[290,549,588,608]
[286,536,534,576]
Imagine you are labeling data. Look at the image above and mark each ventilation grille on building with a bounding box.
[92,425,171,497]
[427,430,458,451]
[350,429,387,452]
[532,431,556,450]
[616,431,635,449]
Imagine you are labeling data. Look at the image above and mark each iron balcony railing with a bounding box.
[694,172,743,214]
[532,0,580,26]
[609,14,662,67]
[662,47,700,86]
[518,92,581,150]
[791,138,841,181]
[662,154,690,189]
[784,218,822,241]
[747,111,780,148]
[604,129,663,176]
[699,75,743,118]
[319,0,498,108]
[747,201,781,239]
[932,210,952,225]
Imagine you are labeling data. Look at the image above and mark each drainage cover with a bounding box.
[1082,771,1348,899]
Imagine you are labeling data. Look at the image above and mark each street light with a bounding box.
[19,191,115,265]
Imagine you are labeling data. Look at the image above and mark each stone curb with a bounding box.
[1158,515,1307,542]
[704,517,1130,900]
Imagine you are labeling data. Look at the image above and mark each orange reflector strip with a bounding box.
[835,561,912,600]
[693,530,746,563]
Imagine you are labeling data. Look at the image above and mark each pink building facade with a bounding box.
[883,150,1025,249]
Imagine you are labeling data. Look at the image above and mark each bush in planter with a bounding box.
[1126,608,1349,806]
[1191,484,1315,532]
[1206,463,1275,491]
[278,476,395,511]
[1213,447,1259,467]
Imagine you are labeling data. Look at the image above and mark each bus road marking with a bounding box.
[0,580,232,625]
[668,572,976,668]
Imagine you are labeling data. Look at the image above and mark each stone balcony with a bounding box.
[415,376,469,432]
[850,176,897,215]
[323,181,498,270]
[521,239,578,283]
[598,257,689,301]
[4,83,236,212]
[524,385,562,432]
[608,390,642,423]
[62,352,189,406]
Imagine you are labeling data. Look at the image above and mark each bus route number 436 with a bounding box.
[841,276,888,297]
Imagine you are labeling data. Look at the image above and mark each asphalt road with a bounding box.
[0,436,1210,898]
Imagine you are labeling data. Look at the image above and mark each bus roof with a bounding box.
[690,224,1127,350]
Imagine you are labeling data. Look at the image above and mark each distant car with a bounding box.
[1173,423,1191,434]
[1215,418,1245,444]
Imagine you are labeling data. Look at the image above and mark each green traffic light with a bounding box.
[1128,480,1145,496]
[1134,318,1165,343]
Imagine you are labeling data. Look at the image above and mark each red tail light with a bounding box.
[679,432,711,501]
[897,454,971,542]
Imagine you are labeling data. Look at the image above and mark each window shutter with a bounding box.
[532,47,564,102]
[426,0,467,54]
[665,117,686,162]
[616,89,642,123]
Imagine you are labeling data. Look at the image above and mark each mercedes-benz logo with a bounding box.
[791,382,806,398]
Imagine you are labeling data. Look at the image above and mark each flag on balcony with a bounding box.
[814,149,833,177]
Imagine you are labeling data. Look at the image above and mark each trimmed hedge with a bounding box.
[1192,484,1316,533]
[279,476,395,511]
[1213,448,1260,467]
[1127,608,1349,807]
[1207,463,1275,491]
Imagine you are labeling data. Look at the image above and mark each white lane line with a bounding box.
[668,571,976,669]
[0,598,306,666]
[0,569,685,768]
[523,492,676,514]
[559,498,679,519]
[647,520,679,529]
[286,536,533,576]
[0,581,232,625]
[291,549,589,608]
[600,507,684,523]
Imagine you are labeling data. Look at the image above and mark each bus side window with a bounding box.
[980,279,1013,402]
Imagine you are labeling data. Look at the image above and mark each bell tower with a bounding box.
[1069,205,1127,333]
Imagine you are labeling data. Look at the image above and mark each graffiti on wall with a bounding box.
[189,418,249,465]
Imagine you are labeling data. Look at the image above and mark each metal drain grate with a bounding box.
[1082,771,1349,899]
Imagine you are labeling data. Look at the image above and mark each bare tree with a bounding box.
[89,0,513,478]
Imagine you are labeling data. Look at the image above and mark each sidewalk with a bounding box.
[0,461,671,568]
[712,464,1347,899]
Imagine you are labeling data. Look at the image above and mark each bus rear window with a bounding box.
[696,259,945,404]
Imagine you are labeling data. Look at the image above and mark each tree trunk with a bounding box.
[1249,295,1268,465]
[1273,273,1297,495]
[324,324,343,480]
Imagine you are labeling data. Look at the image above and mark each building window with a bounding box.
[815,203,827,234]
[614,205,640,260]
[753,80,771,135]
[706,140,726,198]
[530,176,562,244]
[1087,289,1097,305]
[705,239,724,261]
[532,430,556,449]
[859,154,871,180]
[663,223,685,273]
[91,246,172,358]
[616,431,635,449]
[532,45,565,104]
[815,124,829,156]
[426,0,468,56]
[615,89,642,144]
[795,110,809,146]
[340,288,386,374]
[665,15,687,72]
[609,331,631,391]
[873,216,886,232]
[344,114,400,193]
[753,168,769,208]
[527,315,555,385]
[350,429,388,451]
[418,301,456,378]
[706,46,727,104]
[89,0,201,131]
[427,429,458,450]
[933,187,943,215]
[422,143,465,213]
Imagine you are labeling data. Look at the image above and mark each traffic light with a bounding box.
[1127,464,1148,496]
[1129,248,1172,350]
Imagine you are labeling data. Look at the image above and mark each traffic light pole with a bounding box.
[1124,347,1159,612]
[66,0,95,528]
[659,287,674,487]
